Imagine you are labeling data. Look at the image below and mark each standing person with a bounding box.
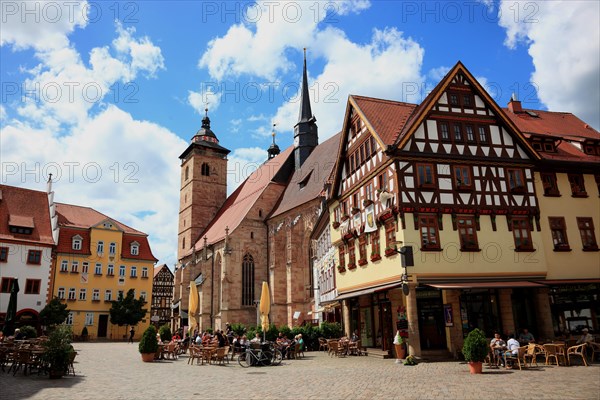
[129,327,135,343]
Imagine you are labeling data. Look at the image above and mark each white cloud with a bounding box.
[226,147,270,192]
[428,66,450,82]
[188,88,221,114]
[0,0,88,50]
[499,0,600,129]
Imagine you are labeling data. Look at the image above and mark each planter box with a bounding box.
[347,263,357,270]
[384,248,397,257]
[370,254,381,262]
[357,258,368,266]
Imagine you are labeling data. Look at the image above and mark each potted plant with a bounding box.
[393,331,407,361]
[462,328,488,374]
[139,325,159,362]
[403,355,417,365]
[42,325,74,378]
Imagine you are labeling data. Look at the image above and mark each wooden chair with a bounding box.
[188,346,203,365]
[11,350,34,375]
[588,342,600,362]
[318,338,329,352]
[67,352,77,376]
[211,347,228,365]
[567,343,588,366]
[162,343,178,360]
[504,346,527,370]
[287,343,299,359]
[543,344,566,366]
[523,344,538,367]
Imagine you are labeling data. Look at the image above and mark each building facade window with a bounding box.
[453,166,473,189]
[568,174,587,196]
[107,264,114,276]
[347,239,356,267]
[95,263,102,275]
[82,262,89,273]
[384,221,396,249]
[109,242,116,255]
[68,288,76,300]
[24,279,41,294]
[370,229,380,256]
[92,289,100,301]
[465,125,475,142]
[541,172,560,196]
[105,290,112,301]
[549,217,570,250]
[512,217,533,250]
[66,312,73,325]
[71,261,79,273]
[141,267,148,278]
[0,247,8,262]
[130,266,137,278]
[72,236,82,250]
[119,265,126,277]
[57,287,65,299]
[577,217,598,250]
[85,313,94,326]
[419,215,440,250]
[457,216,478,250]
[1,278,15,293]
[358,236,367,262]
[241,253,255,306]
[97,241,104,255]
[140,291,147,301]
[131,243,139,255]
[338,245,346,268]
[507,169,525,192]
[60,260,68,272]
[27,250,42,265]
[201,163,210,176]
[478,126,488,143]
[416,164,436,188]
[79,288,87,301]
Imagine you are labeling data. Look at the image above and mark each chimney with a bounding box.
[508,93,522,114]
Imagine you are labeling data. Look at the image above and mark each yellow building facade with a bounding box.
[51,203,157,340]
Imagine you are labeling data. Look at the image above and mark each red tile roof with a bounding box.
[55,203,157,262]
[505,109,600,163]
[351,95,417,145]
[0,185,54,245]
[270,133,342,218]
[191,146,294,251]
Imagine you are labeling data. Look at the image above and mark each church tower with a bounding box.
[178,109,230,261]
[293,49,318,170]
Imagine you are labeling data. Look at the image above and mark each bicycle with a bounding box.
[237,342,282,367]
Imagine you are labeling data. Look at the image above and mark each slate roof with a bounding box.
[270,132,341,218]
[190,146,295,252]
[56,203,157,261]
[0,185,54,245]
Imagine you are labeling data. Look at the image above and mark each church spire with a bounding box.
[267,123,281,159]
[293,48,318,170]
[298,48,313,123]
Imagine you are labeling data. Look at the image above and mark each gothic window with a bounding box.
[242,253,255,306]
[201,163,210,177]
[182,237,185,250]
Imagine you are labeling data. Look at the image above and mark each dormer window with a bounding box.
[532,142,543,151]
[543,142,555,152]
[131,242,140,256]
[72,235,82,250]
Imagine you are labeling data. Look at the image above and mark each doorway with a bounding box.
[417,289,447,349]
[98,315,108,338]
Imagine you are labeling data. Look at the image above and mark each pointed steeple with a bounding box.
[298,48,313,123]
[267,123,281,159]
[293,48,318,170]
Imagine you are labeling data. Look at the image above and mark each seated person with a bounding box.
[156,333,163,345]
[215,331,226,348]
[576,328,594,345]
[490,332,506,366]
[14,329,24,340]
[239,335,248,349]
[504,334,520,368]
[518,328,535,345]
[350,330,359,342]
[250,333,261,343]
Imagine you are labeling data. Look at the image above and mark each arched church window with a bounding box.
[201,163,210,176]
[242,253,255,306]
[185,166,189,180]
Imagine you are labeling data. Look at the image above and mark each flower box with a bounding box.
[347,263,357,270]
[384,248,397,257]
[351,207,361,215]
[357,258,368,266]
[363,199,373,207]
[341,215,350,222]
[370,254,381,262]
[343,232,355,241]
[337,265,346,273]
[332,221,340,229]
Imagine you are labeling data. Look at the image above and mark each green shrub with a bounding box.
[158,324,172,343]
[138,325,159,354]
[265,324,279,342]
[230,323,246,337]
[320,322,342,339]
[278,325,292,339]
[205,328,213,335]
[42,325,74,377]
[19,325,37,339]
[462,328,488,363]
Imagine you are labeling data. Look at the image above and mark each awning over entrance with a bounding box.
[534,279,600,285]
[335,281,401,301]
[427,281,546,289]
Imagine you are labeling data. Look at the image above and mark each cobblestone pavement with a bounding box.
[1,343,599,400]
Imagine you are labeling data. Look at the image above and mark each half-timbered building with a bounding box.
[152,264,174,327]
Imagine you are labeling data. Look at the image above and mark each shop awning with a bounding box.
[533,279,600,285]
[335,281,402,301]
[427,281,546,289]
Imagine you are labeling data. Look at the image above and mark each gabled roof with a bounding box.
[392,61,540,159]
[55,203,157,261]
[505,108,600,164]
[154,264,174,278]
[56,203,144,234]
[190,146,295,252]
[351,96,417,146]
[0,185,54,245]
[270,132,341,218]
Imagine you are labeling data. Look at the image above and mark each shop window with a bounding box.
[512,217,533,251]
[457,216,478,251]
[541,172,560,196]
[419,215,440,250]
[416,164,436,188]
[577,217,598,250]
[568,174,587,197]
[549,217,570,250]
[507,169,525,193]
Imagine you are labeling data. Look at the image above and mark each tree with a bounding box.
[109,289,147,338]
[40,297,69,328]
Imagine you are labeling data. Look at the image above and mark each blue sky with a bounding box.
[1,1,599,267]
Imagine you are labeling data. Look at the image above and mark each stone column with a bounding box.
[405,283,421,357]
[342,300,351,337]
[533,288,554,341]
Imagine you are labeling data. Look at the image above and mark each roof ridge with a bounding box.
[351,94,417,107]
[56,202,145,235]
